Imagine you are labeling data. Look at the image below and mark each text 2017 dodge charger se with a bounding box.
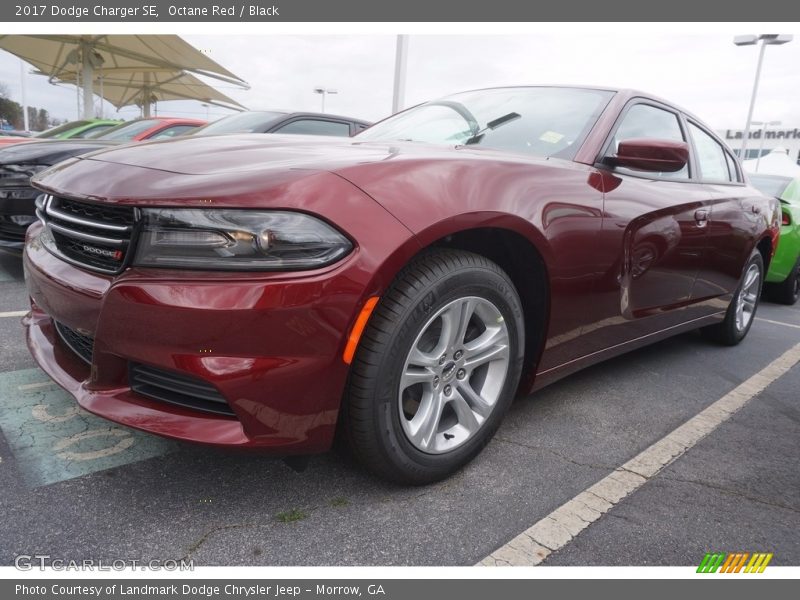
[23,87,779,484]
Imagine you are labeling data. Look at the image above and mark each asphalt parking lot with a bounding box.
[0,251,798,567]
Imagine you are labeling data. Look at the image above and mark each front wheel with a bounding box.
[702,249,764,346]
[342,249,525,485]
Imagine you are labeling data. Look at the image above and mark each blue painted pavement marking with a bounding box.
[0,263,15,282]
[0,368,175,487]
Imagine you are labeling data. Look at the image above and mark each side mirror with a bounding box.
[609,138,689,173]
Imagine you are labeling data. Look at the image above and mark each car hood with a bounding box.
[0,139,119,166]
[75,133,536,175]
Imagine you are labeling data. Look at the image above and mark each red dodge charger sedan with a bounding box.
[23,87,779,483]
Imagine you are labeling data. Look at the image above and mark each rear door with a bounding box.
[685,121,760,307]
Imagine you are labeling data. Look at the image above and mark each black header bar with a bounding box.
[2,0,800,22]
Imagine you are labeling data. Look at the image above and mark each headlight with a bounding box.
[133,209,353,271]
[9,214,37,226]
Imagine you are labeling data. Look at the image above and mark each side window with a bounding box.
[610,104,688,179]
[148,125,198,140]
[688,123,731,182]
[723,148,741,182]
[273,119,351,137]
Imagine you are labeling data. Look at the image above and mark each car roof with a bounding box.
[248,110,370,125]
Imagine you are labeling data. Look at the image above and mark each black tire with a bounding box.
[342,249,525,485]
[767,256,800,306]
[702,249,764,346]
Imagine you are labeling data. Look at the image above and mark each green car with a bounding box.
[750,174,800,305]
[35,118,122,140]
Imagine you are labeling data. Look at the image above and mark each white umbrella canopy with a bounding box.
[43,68,247,115]
[743,147,800,177]
[0,35,248,117]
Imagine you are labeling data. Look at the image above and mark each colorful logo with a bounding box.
[697,552,773,573]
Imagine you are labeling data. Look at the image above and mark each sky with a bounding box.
[0,33,799,131]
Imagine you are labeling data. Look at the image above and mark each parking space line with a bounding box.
[756,317,800,330]
[0,310,27,318]
[479,342,800,566]
[18,381,57,392]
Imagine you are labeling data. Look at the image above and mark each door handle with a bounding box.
[694,209,709,228]
[742,202,762,214]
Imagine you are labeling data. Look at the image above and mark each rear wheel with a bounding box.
[702,249,764,346]
[342,249,525,485]
[767,256,800,306]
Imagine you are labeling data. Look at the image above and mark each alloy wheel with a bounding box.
[734,263,761,333]
[398,296,510,454]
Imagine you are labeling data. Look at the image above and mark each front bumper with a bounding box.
[22,217,403,453]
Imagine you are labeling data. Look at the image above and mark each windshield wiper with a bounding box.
[463,112,521,145]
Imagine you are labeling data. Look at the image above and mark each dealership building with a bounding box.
[716,126,800,165]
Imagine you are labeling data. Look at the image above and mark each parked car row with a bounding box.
[0,118,124,146]
[0,116,206,250]
[0,110,369,252]
[9,85,795,484]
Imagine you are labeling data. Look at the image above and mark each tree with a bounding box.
[0,80,61,131]
[0,96,22,130]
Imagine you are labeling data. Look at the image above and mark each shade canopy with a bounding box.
[743,147,800,177]
[42,68,247,113]
[0,35,248,117]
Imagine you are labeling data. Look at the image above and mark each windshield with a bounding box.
[192,111,287,136]
[749,174,792,199]
[36,120,92,138]
[356,87,614,159]
[97,119,163,141]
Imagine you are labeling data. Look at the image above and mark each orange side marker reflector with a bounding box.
[343,296,380,365]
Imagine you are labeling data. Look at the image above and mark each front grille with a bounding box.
[0,216,27,242]
[37,194,136,274]
[55,321,94,364]
[129,363,236,417]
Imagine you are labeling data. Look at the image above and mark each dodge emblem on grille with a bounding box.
[82,245,123,260]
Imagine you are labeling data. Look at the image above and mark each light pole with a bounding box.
[19,60,29,132]
[734,34,792,160]
[313,87,337,113]
[393,35,409,114]
[750,120,782,172]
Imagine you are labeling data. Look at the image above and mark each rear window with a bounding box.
[192,112,286,136]
[37,120,92,138]
[272,119,352,137]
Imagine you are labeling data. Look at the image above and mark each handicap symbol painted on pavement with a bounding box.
[0,368,175,487]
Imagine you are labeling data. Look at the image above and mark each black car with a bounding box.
[0,110,370,253]
[0,140,118,251]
